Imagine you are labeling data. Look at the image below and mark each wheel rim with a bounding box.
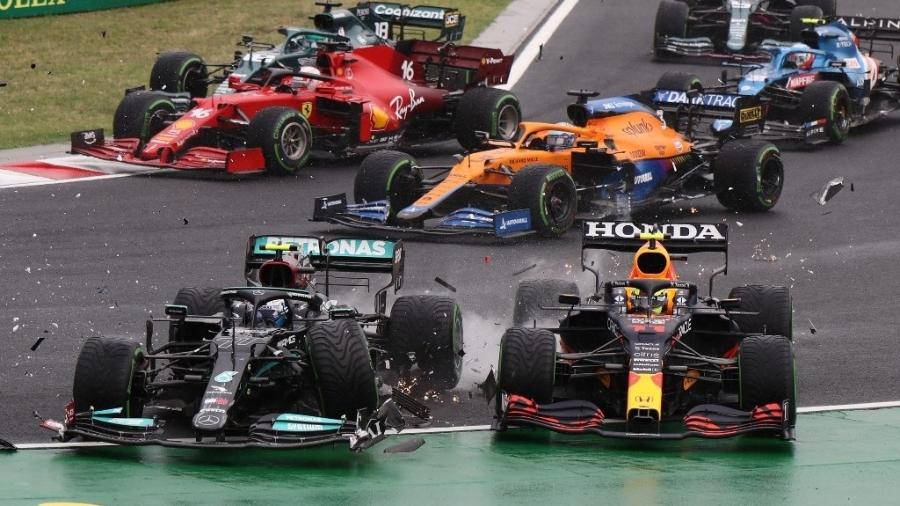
[280,122,308,160]
[146,108,171,139]
[496,103,519,141]
[834,100,850,136]
[182,65,205,96]
[759,157,783,203]
[544,180,574,225]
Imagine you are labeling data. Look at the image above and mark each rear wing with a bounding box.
[245,235,404,313]
[648,89,766,140]
[352,2,466,42]
[581,221,729,296]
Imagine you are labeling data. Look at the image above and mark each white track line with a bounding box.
[498,0,580,90]
[9,401,899,450]
[0,173,138,189]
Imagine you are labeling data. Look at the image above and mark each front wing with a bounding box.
[499,395,793,440]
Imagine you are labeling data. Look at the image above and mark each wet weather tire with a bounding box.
[354,150,422,222]
[149,51,208,98]
[247,107,312,175]
[512,279,579,327]
[739,335,796,425]
[728,285,793,338]
[789,6,824,41]
[170,287,225,341]
[454,87,521,150]
[509,164,576,237]
[654,1,690,58]
[388,295,464,389]
[798,80,851,144]
[73,337,145,416]
[715,140,783,212]
[306,319,378,419]
[112,91,176,141]
[498,328,556,404]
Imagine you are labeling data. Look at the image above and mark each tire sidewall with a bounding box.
[538,168,576,236]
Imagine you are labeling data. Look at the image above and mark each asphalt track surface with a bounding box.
[3,0,900,445]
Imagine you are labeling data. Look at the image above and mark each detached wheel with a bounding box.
[498,328,556,404]
[112,91,176,141]
[513,279,579,327]
[714,139,783,212]
[73,337,145,416]
[149,51,208,98]
[797,0,835,17]
[789,5,824,41]
[654,0,690,57]
[509,164,577,237]
[739,335,796,426]
[656,71,702,92]
[388,295,464,389]
[728,285,792,338]
[798,80,851,144]
[170,287,225,341]
[354,150,422,222]
[306,319,378,419]
[247,107,312,175]
[454,87,521,150]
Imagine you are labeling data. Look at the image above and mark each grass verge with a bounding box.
[0,0,511,149]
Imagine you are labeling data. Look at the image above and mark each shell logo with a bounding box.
[370,105,390,130]
[174,119,195,129]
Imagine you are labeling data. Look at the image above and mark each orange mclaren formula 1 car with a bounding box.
[493,221,796,440]
[313,89,784,237]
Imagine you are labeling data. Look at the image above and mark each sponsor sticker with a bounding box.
[301,102,313,118]
[786,73,818,90]
[739,106,763,124]
[494,208,532,236]
[214,370,238,383]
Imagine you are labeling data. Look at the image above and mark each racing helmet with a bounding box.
[292,66,321,90]
[787,52,815,71]
[625,237,677,314]
[545,130,577,150]
[255,299,291,328]
[626,289,670,315]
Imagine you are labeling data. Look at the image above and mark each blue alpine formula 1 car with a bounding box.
[656,17,900,144]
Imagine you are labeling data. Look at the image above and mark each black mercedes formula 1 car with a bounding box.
[41,237,463,451]
[493,221,797,440]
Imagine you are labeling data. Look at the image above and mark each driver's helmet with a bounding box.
[292,66,321,90]
[626,289,670,315]
[255,299,291,328]
[545,130,577,150]
[787,52,815,70]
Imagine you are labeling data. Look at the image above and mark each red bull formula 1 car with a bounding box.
[493,221,797,440]
[70,37,518,175]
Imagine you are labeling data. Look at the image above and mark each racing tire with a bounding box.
[247,107,312,175]
[739,335,797,426]
[112,91,176,142]
[654,0,690,57]
[498,328,556,404]
[354,150,422,222]
[655,71,702,127]
[714,139,783,212]
[797,80,851,144]
[728,285,793,339]
[512,279,579,328]
[454,87,521,150]
[388,295,464,389]
[306,319,379,420]
[149,51,209,98]
[509,164,577,238]
[170,287,225,342]
[796,0,836,17]
[73,337,145,417]
[789,6,824,41]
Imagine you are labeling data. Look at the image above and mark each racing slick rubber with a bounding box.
[454,87,522,150]
[149,51,209,98]
[655,71,702,127]
[798,80,851,144]
[247,107,313,175]
[728,285,793,339]
[112,91,176,142]
[512,279,580,328]
[798,0,835,17]
[73,337,145,416]
[498,328,556,404]
[509,164,577,238]
[170,287,226,341]
[388,295,464,389]
[789,6,824,41]
[306,319,379,420]
[354,150,423,222]
[739,334,797,425]
[653,1,690,57]
[714,139,783,212]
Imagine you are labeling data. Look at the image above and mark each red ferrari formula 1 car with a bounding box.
[492,221,797,440]
[70,40,518,175]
